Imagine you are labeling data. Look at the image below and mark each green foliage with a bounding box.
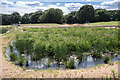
[30,11,43,23]
[0,27,12,34]
[21,13,30,24]
[38,8,63,23]
[11,12,21,24]
[111,70,116,79]
[23,67,26,71]
[102,55,110,63]
[9,52,17,61]
[14,27,118,65]
[65,58,75,69]
[18,56,24,66]
[77,5,95,23]
[34,69,38,71]
[65,11,78,24]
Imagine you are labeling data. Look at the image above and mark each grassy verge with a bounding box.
[88,21,120,26]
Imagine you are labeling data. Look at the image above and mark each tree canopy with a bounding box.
[1,5,120,25]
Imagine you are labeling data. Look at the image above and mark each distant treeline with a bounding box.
[1,5,120,25]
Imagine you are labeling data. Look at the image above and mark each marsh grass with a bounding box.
[15,27,119,66]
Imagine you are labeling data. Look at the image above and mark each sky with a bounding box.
[0,0,119,15]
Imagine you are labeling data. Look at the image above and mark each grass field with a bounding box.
[88,21,119,26]
[21,23,61,26]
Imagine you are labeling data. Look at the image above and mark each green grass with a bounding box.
[88,21,119,26]
[0,25,13,27]
[0,25,15,34]
[21,23,61,26]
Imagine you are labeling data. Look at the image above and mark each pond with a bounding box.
[5,40,119,70]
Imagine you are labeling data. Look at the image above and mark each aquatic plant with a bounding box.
[13,27,118,67]
[111,70,116,79]
[65,57,75,69]
[9,52,17,61]
[9,44,13,52]
[25,57,29,66]
[34,69,38,71]
[18,56,24,66]
[103,52,111,63]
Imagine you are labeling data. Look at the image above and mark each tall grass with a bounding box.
[14,27,119,63]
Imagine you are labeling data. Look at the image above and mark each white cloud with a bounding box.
[15,1,44,7]
[0,0,119,15]
[64,3,84,12]
[100,0,119,10]
[0,0,14,6]
[56,3,60,6]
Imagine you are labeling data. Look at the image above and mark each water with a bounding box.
[5,40,119,70]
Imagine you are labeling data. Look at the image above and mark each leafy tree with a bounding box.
[39,8,63,23]
[30,11,43,23]
[66,11,77,24]
[94,9,111,22]
[77,5,95,23]
[2,14,11,25]
[11,12,21,24]
[21,13,30,24]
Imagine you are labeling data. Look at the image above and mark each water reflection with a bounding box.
[5,40,119,70]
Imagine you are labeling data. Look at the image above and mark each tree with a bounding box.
[11,12,21,24]
[39,8,63,23]
[21,13,30,24]
[66,11,77,24]
[2,14,11,25]
[77,5,95,23]
[95,9,110,22]
[30,11,43,23]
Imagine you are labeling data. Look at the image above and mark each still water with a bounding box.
[5,40,119,70]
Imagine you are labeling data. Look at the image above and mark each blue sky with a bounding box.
[0,0,119,15]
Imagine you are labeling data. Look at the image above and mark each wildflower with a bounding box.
[105,52,110,57]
